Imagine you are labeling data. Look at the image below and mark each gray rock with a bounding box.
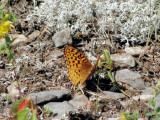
[27,90,70,104]
[111,53,135,67]
[11,34,30,47]
[69,94,88,109]
[125,46,145,56]
[44,101,75,116]
[7,81,19,100]
[107,118,119,120]
[155,94,160,109]
[52,28,72,47]
[115,69,145,89]
[140,87,154,101]
[102,91,125,99]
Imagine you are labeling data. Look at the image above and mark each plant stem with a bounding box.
[107,71,130,97]
[13,68,22,98]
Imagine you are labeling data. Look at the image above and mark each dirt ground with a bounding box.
[0,0,160,120]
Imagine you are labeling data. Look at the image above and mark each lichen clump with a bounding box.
[27,0,160,43]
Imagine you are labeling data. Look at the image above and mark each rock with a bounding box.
[115,69,145,89]
[155,94,160,109]
[102,91,125,99]
[110,53,135,67]
[27,90,70,104]
[46,48,63,61]
[133,96,140,101]
[7,81,20,100]
[11,34,30,47]
[107,118,119,120]
[69,94,88,109]
[52,28,72,47]
[28,30,41,41]
[140,87,154,101]
[90,91,125,102]
[124,46,147,56]
[44,101,75,116]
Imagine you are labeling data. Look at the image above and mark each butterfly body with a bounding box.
[64,46,99,85]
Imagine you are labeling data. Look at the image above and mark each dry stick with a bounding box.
[36,26,49,41]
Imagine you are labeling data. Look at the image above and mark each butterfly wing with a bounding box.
[64,46,93,85]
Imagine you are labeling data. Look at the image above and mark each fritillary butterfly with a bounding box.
[64,46,100,85]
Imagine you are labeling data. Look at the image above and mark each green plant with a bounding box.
[118,111,139,120]
[98,50,130,97]
[0,8,17,63]
[12,97,38,120]
[0,35,15,62]
[44,107,53,117]
[146,83,160,120]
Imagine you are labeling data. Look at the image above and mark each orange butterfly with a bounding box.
[64,46,100,85]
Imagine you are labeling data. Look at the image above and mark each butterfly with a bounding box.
[64,46,100,85]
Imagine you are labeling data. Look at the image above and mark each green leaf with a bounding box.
[5,48,10,56]
[9,12,17,23]
[156,83,160,88]
[8,53,14,63]
[156,107,160,112]
[132,111,139,119]
[0,8,5,19]
[0,44,7,51]
[12,97,26,116]
[17,109,31,120]
[29,112,38,120]
[146,111,157,116]
[5,35,12,46]
[103,50,112,65]
[149,99,156,107]
[98,62,106,67]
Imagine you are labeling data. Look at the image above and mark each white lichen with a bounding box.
[27,0,160,43]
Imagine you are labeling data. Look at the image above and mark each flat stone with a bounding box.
[110,53,135,67]
[140,87,154,101]
[11,34,30,47]
[69,94,88,109]
[115,69,145,89]
[52,28,72,47]
[27,90,70,104]
[107,118,119,120]
[7,81,19,100]
[102,91,125,99]
[44,101,75,116]
[125,46,146,56]
[155,94,160,109]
